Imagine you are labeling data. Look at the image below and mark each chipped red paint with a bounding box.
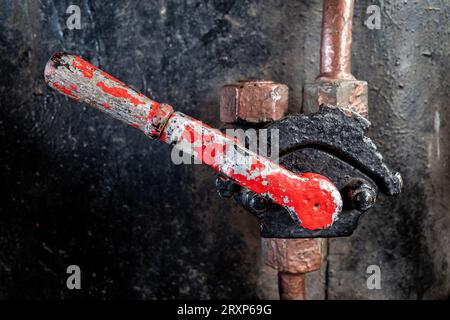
[72,55,126,86]
[99,71,126,86]
[99,102,111,110]
[144,103,174,139]
[233,167,339,230]
[50,82,78,100]
[45,52,343,230]
[160,131,167,141]
[72,55,95,79]
[144,103,162,123]
[161,113,342,230]
[96,81,146,107]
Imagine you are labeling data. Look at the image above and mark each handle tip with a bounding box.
[44,52,68,83]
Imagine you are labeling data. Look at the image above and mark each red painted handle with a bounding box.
[161,113,343,230]
[45,52,343,230]
[44,52,173,139]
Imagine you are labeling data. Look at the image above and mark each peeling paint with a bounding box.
[161,113,342,230]
[45,52,343,231]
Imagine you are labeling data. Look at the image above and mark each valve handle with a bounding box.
[44,52,343,230]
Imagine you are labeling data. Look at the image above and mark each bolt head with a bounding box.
[215,176,235,198]
[234,188,271,216]
[220,80,288,123]
[248,193,270,213]
[345,180,377,212]
[352,188,377,211]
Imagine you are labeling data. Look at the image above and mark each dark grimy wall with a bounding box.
[0,0,448,299]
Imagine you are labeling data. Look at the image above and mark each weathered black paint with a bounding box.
[269,106,401,195]
[0,0,449,299]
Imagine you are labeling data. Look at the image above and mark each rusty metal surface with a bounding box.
[303,79,368,117]
[278,272,306,300]
[263,238,324,273]
[220,80,288,124]
[319,0,355,81]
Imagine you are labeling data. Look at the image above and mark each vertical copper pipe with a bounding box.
[278,272,306,300]
[319,0,356,80]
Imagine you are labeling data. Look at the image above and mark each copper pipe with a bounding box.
[278,272,306,300]
[319,0,356,80]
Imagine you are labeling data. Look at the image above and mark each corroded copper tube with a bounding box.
[319,0,356,80]
[263,237,325,300]
[278,272,306,300]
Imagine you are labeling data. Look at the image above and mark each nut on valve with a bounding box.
[220,80,289,124]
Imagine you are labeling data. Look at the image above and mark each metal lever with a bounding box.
[44,52,343,231]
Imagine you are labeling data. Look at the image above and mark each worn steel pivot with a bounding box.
[44,52,343,232]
